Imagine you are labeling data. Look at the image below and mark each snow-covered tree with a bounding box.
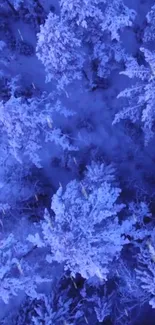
[100,0,136,41]
[0,234,50,304]
[36,13,85,90]
[6,276,74,325]
[113,48,155,144]
[60,0,136,40]
[60,0,105,29]
[144,4,155,43]
[0,91,76,167]
[92,41,130,78]
[136,241,155,309]
[60,0,136,49]
[36,1,136,88]
[29,161,142,280]
[0,159,40,215]
[0,41,15,81]
[31,293,72,325]
[113,261,149,325]
[79,281,113,323]
[0,0,45,31]
[24,274,112,325]
[0,41,10,67]
[60,0,136,82]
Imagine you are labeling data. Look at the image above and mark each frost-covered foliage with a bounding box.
[93,294,112,322]
[100,0,136,41]
[125,201,152,241]
[0,161,38,213]
[136,240,155,309]
[60,0,105,29]
[17,275,113,325]
[60,0,135,80]
[144,4,155,43]
[92,41,130,78]
[113,261,149,324]
[79,281,113,323]
[60,0,136,40]
[36,13,85,89]
[31,293,72,325]
[84,161,116,185]
[113,48,155,144]
[29,162,141,280]
[36,0,135,86]
[0,0,45,32]
[1,0,155,323]
[0,92,76,167]
[0,234,50,304]
[0,41,12,70]
[5,276,75,325]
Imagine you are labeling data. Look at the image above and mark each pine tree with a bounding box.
[0,234,50,304]
[144,4,155,43]
[28,162,136,280]
[60,0,136,40]
[0,92,76,167]
[136,241,155,309]
[36,12,85,90]
[113,48,155,144]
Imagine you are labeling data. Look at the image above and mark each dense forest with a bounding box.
[0,0,155,324]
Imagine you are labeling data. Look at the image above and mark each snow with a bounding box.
[1,0,155,323]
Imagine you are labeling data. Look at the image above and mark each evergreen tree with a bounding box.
[28,162,144,280]
[0,92,76,167]
[36,13,85,90]
[113,48,155,144]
